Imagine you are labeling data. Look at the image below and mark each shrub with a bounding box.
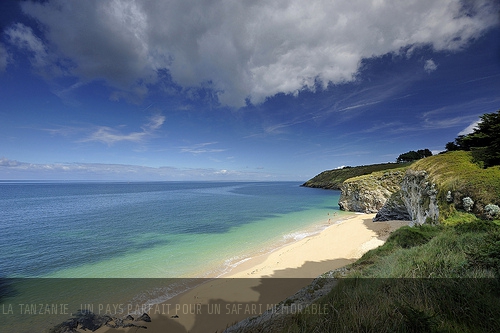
[386,225,440,249]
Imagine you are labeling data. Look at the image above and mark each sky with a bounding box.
[0,0,499,181]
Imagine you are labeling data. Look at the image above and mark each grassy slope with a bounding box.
[238,151,500,332]
[245,220,500,333]
[409,151,500,219]
[302,162,410,190]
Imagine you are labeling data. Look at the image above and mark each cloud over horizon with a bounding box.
[4,0,498,107]
[0,157,269,181]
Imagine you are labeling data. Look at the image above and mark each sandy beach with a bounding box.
[98,213,408,333]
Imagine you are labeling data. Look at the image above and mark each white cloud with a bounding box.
[458,120,480,136]
[11,0,500,107]
[0,157,271,181]
[0,157,21,167]
[424,59,438,73]
[179,142,226,154]
[82,114,165,145]
[4,23,54,75]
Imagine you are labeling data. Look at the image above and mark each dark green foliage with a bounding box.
[302,162,409,189]
[396,149,432,163]
[466,228,500,275]
[446,109,500,167]
[395,300,438,333]
[454,218,497,234]
[445,141,460,151]
[265,278,500,333]
[386,225,441,248]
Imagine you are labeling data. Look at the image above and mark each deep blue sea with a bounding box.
[0,181,347,332]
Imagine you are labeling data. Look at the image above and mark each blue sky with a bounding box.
[0,0,499,181]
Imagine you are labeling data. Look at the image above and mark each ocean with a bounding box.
[0,181,348,332]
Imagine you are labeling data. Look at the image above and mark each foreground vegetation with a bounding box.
[263,110,500,332]
[239,218,500,332]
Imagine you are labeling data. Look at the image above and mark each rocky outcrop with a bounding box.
[400,170,439,226]
[373,191,411,221]
[339,168,440,225]
[374,170,439,225]
[338,171,404,213]
[48,310,149,333]
[224,272,339,333]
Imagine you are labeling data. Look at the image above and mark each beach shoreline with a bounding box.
[98,213,408,333]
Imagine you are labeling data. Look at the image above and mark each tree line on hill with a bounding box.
[395,109,499,167]
[396,149,432,163]
[445,109,500,168]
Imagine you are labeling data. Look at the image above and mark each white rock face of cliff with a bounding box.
[339,168,440,225]
[400,170,439,226]
[338,171,404,213]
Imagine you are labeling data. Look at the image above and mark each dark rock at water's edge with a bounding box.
[48,310,148,333]
[137,312,152,322]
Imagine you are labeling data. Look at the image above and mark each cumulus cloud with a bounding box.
[10,0,500,106]
[424,59,438,73]
[82,114,165,145]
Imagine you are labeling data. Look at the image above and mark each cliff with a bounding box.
[305,151,500,225]
[302,162,409,190]
[337,170,405,213]
[374,169,439,225]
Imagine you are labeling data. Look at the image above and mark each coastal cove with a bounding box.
[1,181,364,332]
[0,181,347,279]
[100,214,408,333]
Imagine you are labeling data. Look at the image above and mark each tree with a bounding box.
[445,141,460,151]
[397,149,433,163]
[445,110,500,167]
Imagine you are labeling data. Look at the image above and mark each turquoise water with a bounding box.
[0,181,347,278]
[0,181,349,332]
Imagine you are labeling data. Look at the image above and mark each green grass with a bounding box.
[297,219,500,332]
[409,151,500,219]
[236,151,500,332]
[302,162,411,190]
[235,218,500,333]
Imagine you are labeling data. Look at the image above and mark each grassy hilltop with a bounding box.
[302,162,409,190]
[409,150,500,220]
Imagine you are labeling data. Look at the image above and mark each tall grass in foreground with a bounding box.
[235,220,500,333]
